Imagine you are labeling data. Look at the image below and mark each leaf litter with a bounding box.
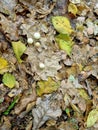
[0,0,98,130]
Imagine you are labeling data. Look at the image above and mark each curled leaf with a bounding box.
[12,41,27,63]
[2,73,16,88]
[52,16,73,34]
[87,108,98,127]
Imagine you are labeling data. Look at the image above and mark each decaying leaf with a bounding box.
[32,94,62,130]
[12,41,27,63]
[0,0,17,16]
[0,13,19,40]
[52,16,73,34]
[58,121,78,130]
[14,85,36,114]
[68,3,78,16]
[0,57,8,74]
[78,89,90,101]
[0,116,11,130]
[2,73,16,89]
[87,108,98,127]
[25,47,62,80]
[37,77,60,96]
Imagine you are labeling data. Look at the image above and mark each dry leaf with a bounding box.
[32,94,62,130]
[0,0,17,16]
[25,47,62,80]
[14,85,36,114]
[0,13,19,41]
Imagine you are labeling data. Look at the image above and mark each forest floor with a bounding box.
[0,0,98,130]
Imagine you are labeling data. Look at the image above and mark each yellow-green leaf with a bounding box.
[78,89,90,100]
[56,34,74,55]
[87,108,98,127]
[37,77,60,96]
[12,41,27,63]
[52,16,73,34]
[68,3,78,16]
[0,57,8,74]
[2,73,16,88]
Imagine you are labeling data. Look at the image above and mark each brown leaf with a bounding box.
[14,84,36,114]
[25,47,62,80]
[32,94,62,130]
[0,14,19,41]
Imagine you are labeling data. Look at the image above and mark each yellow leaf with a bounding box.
[0,57,8,74]
[68,3,78,16]
[52,16,73,34]
[66,63,83,76]
[12,41,27,63]
[37,77,60,96]
[78,89,90,100]
[56,34,74,55]
[87,108,98,127]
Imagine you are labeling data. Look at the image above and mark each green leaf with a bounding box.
[65,108,71,117]
[87,108,98,127]
[2,73,16,88]
[3,96,19,115]
[12,41,27,63]
[56,34,74,55]
[52,16,73,34]
[37,77,60,96]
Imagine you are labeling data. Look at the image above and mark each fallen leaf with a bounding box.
[52,16,73,34]
[78,89,90,100]
[0,116,11,130]
[87,108,98,127]
[0,13,19,41]
[0,57,8,74]
[12,41,27,63]
[58,40,72,55]
[58,120,78,130]
[37,77,60,96]
[2,73,16,89]
[0,0,17,16]
[25,47,62,80]
[32,94,62,130]
[14,85,36,114]
[66,63,83,76]
[56,34,74,55]
[68,3,78,16]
